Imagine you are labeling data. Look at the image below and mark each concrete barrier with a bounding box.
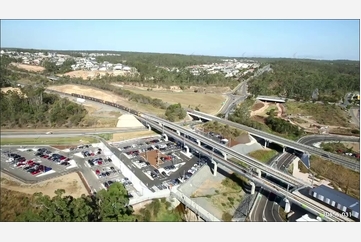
[171,187,221,222]
[129,189,170,205]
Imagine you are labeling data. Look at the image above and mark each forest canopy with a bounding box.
[0,86,87,128]
[247,60,360,101]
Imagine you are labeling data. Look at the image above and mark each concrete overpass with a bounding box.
[142,114,308,187]
[186,110,360,172]
[139,116,352,222]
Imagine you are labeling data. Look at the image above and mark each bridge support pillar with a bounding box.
[249,181,255,195]
[221,152,227,160]
[282,146,285,153]
[162,134,168,141]
[146,124,151,131]
[256,168,261,178]
[176,130,181,136]
[184,145,189,155]
[212,160,218,176]
[264,140,269,148]
[284,198,291,213]
[196,139,201,146]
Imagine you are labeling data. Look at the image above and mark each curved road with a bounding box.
[250,153,295,222]
[298,134,359,146]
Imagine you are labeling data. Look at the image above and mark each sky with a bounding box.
[1,20,359,60]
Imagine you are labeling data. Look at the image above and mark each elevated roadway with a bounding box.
[142,114,307,187]
[140,117,352,222]
[187,110,360,172]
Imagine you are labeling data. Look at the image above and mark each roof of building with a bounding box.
[310,185,360,213]
[296,214,321,222]
[256,95,286,102]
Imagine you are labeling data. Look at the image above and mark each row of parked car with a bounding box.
[3,152,53,175]
[82,148,102,157]
[70,144,92,151]
[35,148,71,166]
[103,178,132,189]
[336,150,360,159]
[149,168,168,179]
[95,166,119,177]
[88,157,112,167]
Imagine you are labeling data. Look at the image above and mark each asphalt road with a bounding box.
[275,153,296,170]
[190,111,360,171]
[298,134,359,146]
[0,128,146,137]
[250,152,296,222]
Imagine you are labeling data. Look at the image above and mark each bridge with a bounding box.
[137,114,354,222]
[186,110,360,172]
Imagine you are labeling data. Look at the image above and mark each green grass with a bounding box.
[96,133,113,141]
[0,136,98,145]
[278,207,287,221]
[247,149,278,163]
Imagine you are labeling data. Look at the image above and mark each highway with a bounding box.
[143,114,309,187]
[140,115,353,222]
[188,110,360,172]
[250,153,296,222]
[298,134,359,146]
[0,128,146,138]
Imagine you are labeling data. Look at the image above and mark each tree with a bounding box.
[95,182,134,222]
[16,183,135,222]
[165,103,186,121]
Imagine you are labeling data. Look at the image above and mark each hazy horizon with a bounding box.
[1,20,359,61]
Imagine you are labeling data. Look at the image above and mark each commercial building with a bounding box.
[309,185,360,220]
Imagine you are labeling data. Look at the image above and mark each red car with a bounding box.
[60,156,66,160]
[97,161,103,165]
[31,170,41,175]
[43,155,49,159]
[17,163,26,167]
[27,160,34,165]
[90,153,95,156]
[95,169,100,175]
[164,156,172,161]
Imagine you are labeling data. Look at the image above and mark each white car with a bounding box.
[46,131,52,135]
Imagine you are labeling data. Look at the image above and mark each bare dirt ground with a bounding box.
[250,102,270,116]
[1,87,25,97]
[10,63,45,72]
[276,103,283,117]
[119,85,226,114]
[252,102,264,111]
[192,177,242,216]
[343,142,360,153]
[47,84,164,115]
[0,172,88,198]
[110,130,156,142]
[114,82,231,94]
[60,70,130,79]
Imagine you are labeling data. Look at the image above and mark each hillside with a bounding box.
[248,60,360,101]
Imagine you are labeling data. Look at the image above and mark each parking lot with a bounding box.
[111,136,208,192]
[1,146,77,181]
[64,144,138,195]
